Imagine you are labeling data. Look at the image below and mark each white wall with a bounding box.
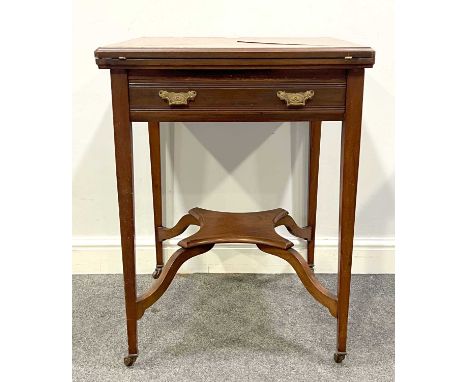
[73,0,394,273]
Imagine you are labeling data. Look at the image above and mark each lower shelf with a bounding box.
[158,207,312,249]
[135,207,338,321]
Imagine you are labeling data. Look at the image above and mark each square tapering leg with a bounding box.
[308,121,322,271]
[335,69,365,362]
[111,69,139,366]
[148,121,164,279]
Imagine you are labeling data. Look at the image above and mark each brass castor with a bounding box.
[152,265,163,279]
[334,352,346,363]
[124,354,138,367]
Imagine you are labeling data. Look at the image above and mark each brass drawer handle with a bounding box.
[159,90,197,106]
[277,90,314,107]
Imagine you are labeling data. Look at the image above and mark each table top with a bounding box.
[95,37,375,60]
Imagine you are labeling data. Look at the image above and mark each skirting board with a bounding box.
[72,237,394,274]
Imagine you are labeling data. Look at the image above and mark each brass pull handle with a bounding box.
[159,90,197,106]
[277,90,314,107]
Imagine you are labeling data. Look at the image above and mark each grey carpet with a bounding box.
[73,274,394,382]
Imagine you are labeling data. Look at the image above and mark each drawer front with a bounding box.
[128,69,346,121]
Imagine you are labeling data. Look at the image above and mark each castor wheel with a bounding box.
[334,352,346,363]
[152,265,163,279]
[124,354,138,367]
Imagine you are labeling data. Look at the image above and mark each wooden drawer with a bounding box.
[128,69,346,121]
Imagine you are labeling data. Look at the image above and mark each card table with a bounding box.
[94,37,375,366]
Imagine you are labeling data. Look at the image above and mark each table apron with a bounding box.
[129,110,344,122]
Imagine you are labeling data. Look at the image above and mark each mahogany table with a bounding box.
[94,37,375,366]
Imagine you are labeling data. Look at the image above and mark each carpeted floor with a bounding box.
[73,274,394,382]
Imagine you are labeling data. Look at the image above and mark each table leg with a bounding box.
[307,121,322,271]
[110,69,139,366]
[148,121,164,279]
[335,69,365,363]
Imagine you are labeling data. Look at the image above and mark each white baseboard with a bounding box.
[72,236,394,274]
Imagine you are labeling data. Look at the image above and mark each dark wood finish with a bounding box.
[257,245,337,317]
[136,229,338,320]
[308,121,322,269]
[157,213,199,241]
[275,215,312,241]
[95,37,375,69]
[98,37,374,366]
[159,211,313,246]
[129,68,347,81]
[141,208,333,315]
[128,69,345,122]
[131,109,343,123]
[179,208,292,249]
[335,69,365,362]
[130,85,345,111]
[97,58,374,71]
[137,244,214,319]
[95,37,374,58]
[110,69,138,363]
[148,121,164,278]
